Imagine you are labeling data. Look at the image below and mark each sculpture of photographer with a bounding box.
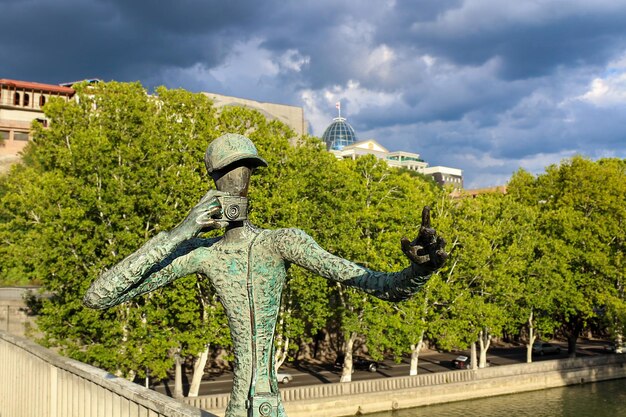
[84,133,447,417]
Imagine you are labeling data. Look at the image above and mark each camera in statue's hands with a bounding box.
[401,206,447,269]
[192,193,248,229]
[213,195,248,222]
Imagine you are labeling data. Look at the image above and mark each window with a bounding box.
[36,118,48,127]
[14,92,21,105]
[23,93,30,107]
[14,131,29,141]
[0,130,9,144]
[39,95,46,107]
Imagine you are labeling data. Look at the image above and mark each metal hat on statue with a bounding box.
[204,133,268,173]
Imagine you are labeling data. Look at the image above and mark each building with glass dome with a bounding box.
[320,113,464,189]
[321,116,357,150]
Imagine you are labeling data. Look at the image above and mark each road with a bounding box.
[151,339,614,397]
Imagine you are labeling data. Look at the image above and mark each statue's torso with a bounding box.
[196,227,287,416]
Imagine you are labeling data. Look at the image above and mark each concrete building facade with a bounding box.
[422,165,464,188]
[204,92,308,137]
[0,80,309,173]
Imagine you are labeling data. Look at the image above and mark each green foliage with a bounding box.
[315,155,443,360]
[1,80,446,376]
[2,80,624,376]
[0,81,289,378]
[426,193,515,350]
[510,156,626,348]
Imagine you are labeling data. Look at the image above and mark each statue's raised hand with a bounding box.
[401,206,447,269]
[176,189,228,238]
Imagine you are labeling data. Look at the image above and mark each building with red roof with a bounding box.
[0,79,75,172]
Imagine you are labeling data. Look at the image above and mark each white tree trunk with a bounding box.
[274,336,290,372]
[274,289,292,371]
[527,310,536,363]
[174,352,183,399]
[617,281,624,354]
[340,332,357,383]
[187,344,210,397]
[115,306,130,378]
[470,342,478,370]
[478,329,491,368]
[409,332,425,376]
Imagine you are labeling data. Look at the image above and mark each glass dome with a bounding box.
[321,117,357,150]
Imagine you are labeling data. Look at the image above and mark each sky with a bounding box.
[3,0,626,188]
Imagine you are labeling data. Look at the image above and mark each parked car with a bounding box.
[334,354,380,372]
[452,355,471,369]
[532,342,561,356]
[451,354,490,369]
[276,372,293,384]
[604,343,625,353]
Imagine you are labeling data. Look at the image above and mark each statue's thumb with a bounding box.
[401,237,412,253]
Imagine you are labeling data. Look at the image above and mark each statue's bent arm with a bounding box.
[274,228,434,302]
[83,231,210,309]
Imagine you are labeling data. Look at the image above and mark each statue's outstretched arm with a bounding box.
[83,234,211,309]
[275,208,447,302]
[84,190,226,309]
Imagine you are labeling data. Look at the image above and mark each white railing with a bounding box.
[0,330,216,417]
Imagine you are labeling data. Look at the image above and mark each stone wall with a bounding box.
[0,287,39,337]
[184,354,626,417]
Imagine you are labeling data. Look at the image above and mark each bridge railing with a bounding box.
[0,330,216,417]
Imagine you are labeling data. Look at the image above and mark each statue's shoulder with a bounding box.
[269,227,310,240]
[268,228,315,255]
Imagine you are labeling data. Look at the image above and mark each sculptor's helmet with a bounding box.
[204,133,268,174]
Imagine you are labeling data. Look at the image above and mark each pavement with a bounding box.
[151,338,617,397]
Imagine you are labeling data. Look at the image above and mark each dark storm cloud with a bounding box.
[248,1,626,94]
[411,11,626,80]
[0,0,275,84]
[351,71,537,131]
[256,0,465,89]
[3,0,626,187]
[102,0,261,33]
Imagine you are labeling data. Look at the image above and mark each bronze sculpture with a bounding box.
[84,133,446,417]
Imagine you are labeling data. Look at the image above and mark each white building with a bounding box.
[331,138,463,188]
[321,113,463,189]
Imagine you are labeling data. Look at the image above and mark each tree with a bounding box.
[429,192,535,368]
[0,81,305,385]
[510,157,626,356]
[507,169,562,362]
[5,80,441,388]
[318,156,440,381]
[250,137,339,368]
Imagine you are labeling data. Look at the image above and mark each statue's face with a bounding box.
[211,164,252,197]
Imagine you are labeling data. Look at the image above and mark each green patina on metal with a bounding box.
[204,133,268,174]
[84,134,446,417]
